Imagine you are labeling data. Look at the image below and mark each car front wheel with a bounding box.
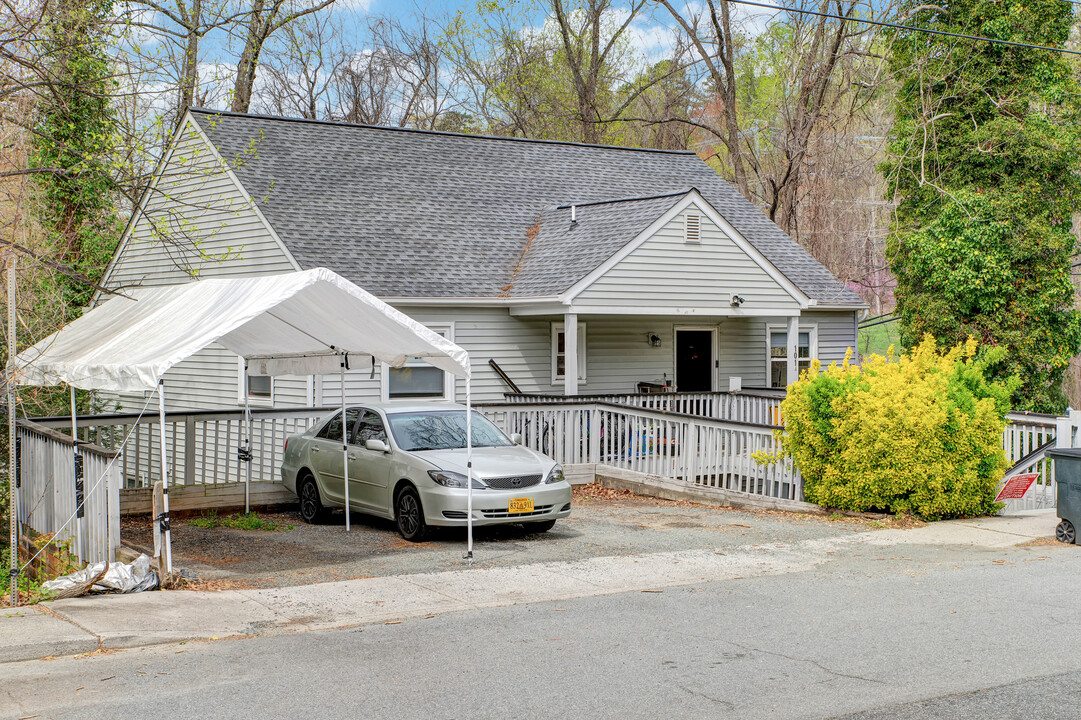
[395,486,428,542]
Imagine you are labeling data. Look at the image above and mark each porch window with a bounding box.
[768,327,815,388]
[552,322,586,383]
[384,324,454,400]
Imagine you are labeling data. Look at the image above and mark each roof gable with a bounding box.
[189,109,864,306]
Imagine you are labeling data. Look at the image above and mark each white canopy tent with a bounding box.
[14,267,479,568]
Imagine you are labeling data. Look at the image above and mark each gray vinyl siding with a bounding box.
[105,116,296,290]
[572,208,801,312]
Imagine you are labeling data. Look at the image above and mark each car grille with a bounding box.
[482,473,542,490]
[481,504,554,519]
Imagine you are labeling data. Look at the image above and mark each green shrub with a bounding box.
[770,336,1015,519]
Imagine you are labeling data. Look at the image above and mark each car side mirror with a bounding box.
[365,438,389,453]
[510,433,522,445]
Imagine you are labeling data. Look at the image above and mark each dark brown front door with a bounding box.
[676,330,713,392]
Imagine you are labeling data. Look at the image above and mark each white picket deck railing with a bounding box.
[1000,411,1060,513]
[503,390,786,426]
[480,401,802,502]
[28,407,329,489]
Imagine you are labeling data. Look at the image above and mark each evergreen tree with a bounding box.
[883,0,1081,412]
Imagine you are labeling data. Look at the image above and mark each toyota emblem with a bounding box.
[511,477,522,487]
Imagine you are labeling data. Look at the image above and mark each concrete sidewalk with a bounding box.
[0,509,1061,665]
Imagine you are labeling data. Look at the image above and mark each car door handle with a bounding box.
[311,447,320,453]
[348,454,358,461]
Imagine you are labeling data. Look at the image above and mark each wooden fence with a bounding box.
[16,419,121,564]
[479,401,801,502]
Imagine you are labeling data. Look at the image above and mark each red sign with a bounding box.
[996,473,1039,502]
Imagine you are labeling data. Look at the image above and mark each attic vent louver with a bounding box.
[684,213,701,243]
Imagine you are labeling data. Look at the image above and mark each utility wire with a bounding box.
[726,0,1081,57]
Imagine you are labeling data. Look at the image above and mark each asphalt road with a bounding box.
[5,540,1081,719]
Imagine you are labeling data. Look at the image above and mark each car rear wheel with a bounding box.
[299,474,325,524]
[527,519,557,533]
[395,486,428,542]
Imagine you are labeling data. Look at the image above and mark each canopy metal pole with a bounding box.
[341,353,350,533]
[465,374,473,561]
[243,362,252,515]
[70,385,82,563]
[158,380,172,573]
[7,255,16,604]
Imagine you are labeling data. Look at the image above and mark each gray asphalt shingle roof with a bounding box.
[192,109,863,305]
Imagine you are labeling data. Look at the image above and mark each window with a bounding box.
[552,322,586,383]
[383,324,455,401]
[768,326,816,388]
[238,360,273,405]
[316,408,361,442]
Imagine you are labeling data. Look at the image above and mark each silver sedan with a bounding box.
[281,401,573,541]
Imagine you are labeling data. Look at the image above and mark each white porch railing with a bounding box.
[1000,411,1060,513]
[27,407,329,488]
[17,419,121,564]
[480,401,802,502]
[503,390,786,425]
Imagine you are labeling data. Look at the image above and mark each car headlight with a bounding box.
[428,470,486,489]
[545,465,565,484]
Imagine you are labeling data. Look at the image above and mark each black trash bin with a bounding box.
[1048,448,1081,544]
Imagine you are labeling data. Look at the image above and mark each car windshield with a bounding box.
[387,410,513,451]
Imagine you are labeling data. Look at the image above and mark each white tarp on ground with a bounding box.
[14,267,470,391]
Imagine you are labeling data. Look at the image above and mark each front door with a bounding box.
[676,330,714,392]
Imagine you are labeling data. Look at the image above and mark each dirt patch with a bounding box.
[1019,537,1072,548]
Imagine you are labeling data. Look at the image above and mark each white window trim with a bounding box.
[766,323,818,388]
[381,323,455,402]
[237,358,274,407]
[552,322,587,385]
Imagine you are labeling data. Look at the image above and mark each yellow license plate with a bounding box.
[509,497,534,514]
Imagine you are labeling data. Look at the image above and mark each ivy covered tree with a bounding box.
[882,0,1081,412]
[30,0,122,310]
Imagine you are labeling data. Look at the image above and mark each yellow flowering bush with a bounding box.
[775,336,1015,519]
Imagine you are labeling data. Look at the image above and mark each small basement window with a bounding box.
[684,212,701,243]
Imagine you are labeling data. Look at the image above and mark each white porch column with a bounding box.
[786,314,799,389]
[564,312,578,396]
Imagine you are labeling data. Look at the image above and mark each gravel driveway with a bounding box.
[121,485,874,589]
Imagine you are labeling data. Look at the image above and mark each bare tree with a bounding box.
[229,0,337,113]
[551,0,646,143]
[656,0,882,233]
[256,11,345,119]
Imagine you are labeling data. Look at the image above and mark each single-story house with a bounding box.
[97,109,867,413]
